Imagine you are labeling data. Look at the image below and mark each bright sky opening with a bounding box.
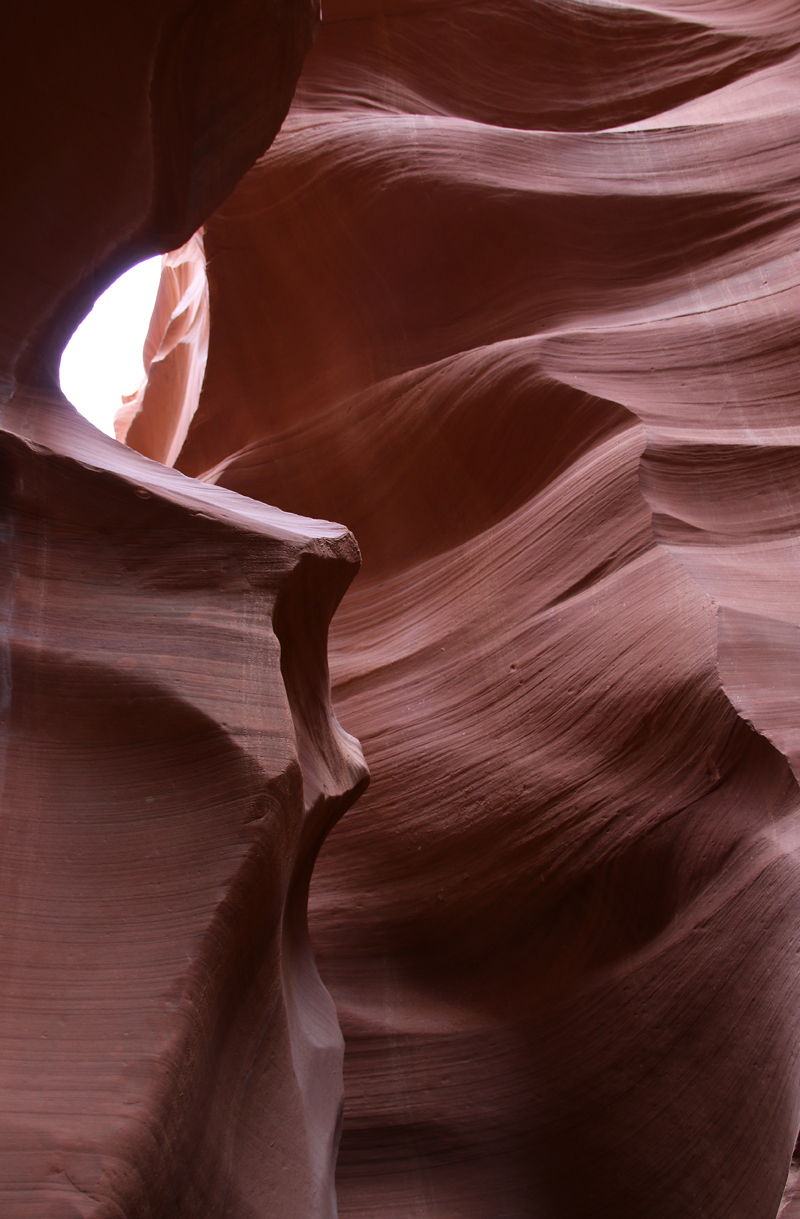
[59,256,163,437]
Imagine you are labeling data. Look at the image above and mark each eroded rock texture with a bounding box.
[1,2,368,1216]
[1,400,367,1216]
[124,0,800,1215]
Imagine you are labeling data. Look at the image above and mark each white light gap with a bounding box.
[59,256,162,437]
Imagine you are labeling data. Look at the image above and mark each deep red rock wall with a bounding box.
[1,2,369,1215]
[121,0,800,1214]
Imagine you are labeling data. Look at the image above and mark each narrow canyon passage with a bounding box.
[5,0,800,1215]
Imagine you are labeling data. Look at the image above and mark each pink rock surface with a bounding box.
[0,394,367,1216]
[119,0,800,1214]
[117,232,209,466]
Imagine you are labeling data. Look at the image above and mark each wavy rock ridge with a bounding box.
[123,0,800,1215]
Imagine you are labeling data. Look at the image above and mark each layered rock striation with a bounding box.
[121,0,800,1214]
[0,396,367,1216]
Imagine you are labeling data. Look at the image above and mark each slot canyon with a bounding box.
[3,0,800,1215]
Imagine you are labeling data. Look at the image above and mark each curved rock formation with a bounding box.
[1,1,368,1215]
[121,0,800,1214]
[116,232,210,466]
[0,398,367,1216]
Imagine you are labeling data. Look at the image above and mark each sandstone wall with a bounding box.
[1,2,367,1215]
[123,0,800,1214]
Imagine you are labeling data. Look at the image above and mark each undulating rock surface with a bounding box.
[116,232,210,467]
[1,2,369,1216]
[120,0,800,1214]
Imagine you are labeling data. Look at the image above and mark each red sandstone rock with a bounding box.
[0,395,367,1216]
[118,232,210,465]
[1,2,369,1216]
[119,0,800,1214]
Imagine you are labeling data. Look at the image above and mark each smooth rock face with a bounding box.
[0,400,367,1217]
[1,0,317,398]
[1,1,368,1216]
[120,0,800,1214]
[117,232,210,466]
